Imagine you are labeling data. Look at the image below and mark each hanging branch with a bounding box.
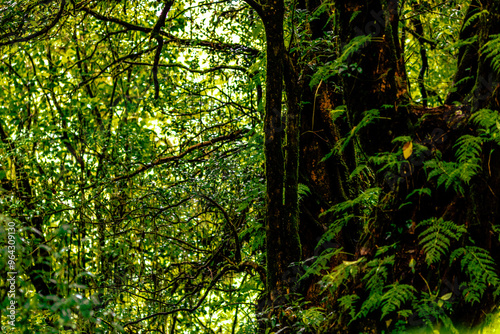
[150,1,174,99]
[0,0,66,46]
[412,15,429,107]
[112,129,245,182]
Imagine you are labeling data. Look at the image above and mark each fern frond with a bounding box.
[298,183,311,202]
[424,159,463,193]
[462,9,488,30]
[454,135,482,163]
[363,256,395,292]
[453,135,483,183]
[355,290,383,320]
[424,129,485,194]
[471,108,500,143]
[482,34,500,75]
[380,283,416,319]
[418,218,466,265]
[424,157,480,194]
[414,294,458,334]
[318,187,381,246]
[405,187,432,200]
[338,294,360,319]
[309,34,372,87]
[352,256,395,321]
[316,214,353,248]
[322,187,381,216]
[299,247,343,283]
[321,257,364,291]
[450,246,500,304]
[339,34,372,64]
[369,151,401,174]
[339,109,380,152]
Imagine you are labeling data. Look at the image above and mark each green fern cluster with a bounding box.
[450,246,500,304]
[482,34,500,75]
[316,187,380,249]
[304,241,500,332]
[424,134,483,194]
[322,255,418,324]
[320,257,364,291]
[418,217,467,265]
[307,105,500,333]
[471,108,500,143]
[354,255,396,320]
[310,34,372,88]
[299,247,343,283]
[380,283,416,320]
[422,108,500,193]
[413,293,458,333]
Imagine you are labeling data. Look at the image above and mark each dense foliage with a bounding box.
[1,0,500,333]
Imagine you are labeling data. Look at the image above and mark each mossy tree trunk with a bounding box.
[248,0,500,331]
[244,0,302,306]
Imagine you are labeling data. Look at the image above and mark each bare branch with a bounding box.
[81,6,151,33]
[0,0,66,46]
[112,129,246,182]
[123,61,249,74]
[152,37,163,99]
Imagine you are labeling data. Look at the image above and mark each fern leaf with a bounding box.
[363,256,394,292]
[418,218,466,265]
[414,296,458,333]
[471,108,500,143]
[353,256,395,321]
[380,283,416,319]
[462,9,488,30]
[450,246,500,304]
[321,257,364,291]
[316,214,353,248]
[299,247,343,283]
[341,109,380,152]
[355,290,383,321]
[454,135,482,164]
[482,34,500,75]
[298,183,311,202]
[338,294,360,319]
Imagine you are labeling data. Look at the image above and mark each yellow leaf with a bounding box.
[343,258,363,266]
[440,292,452,300]
[403,141,413,159]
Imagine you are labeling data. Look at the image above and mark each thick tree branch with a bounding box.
[123,61,249,74]
[0,0,66,46]
[242,0,265,17]
[150,1,174,40]
[150,1,174,99]
[152,37,163,99]
[239,260,266,285]
[112,130,245,182]
[81,6,260,56]
[402,26,437,48]
[81,6,151,33]
[163,34,260,56]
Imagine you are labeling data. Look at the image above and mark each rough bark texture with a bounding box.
[250,0,500,331]
[335,0,410,154]
[257,0,303,302]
